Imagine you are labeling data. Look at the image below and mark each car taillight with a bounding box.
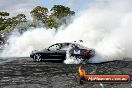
[82,49,88,55]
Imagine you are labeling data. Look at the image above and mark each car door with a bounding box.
[46,44,66,59]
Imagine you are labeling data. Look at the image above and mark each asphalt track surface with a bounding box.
[0,57,132,88]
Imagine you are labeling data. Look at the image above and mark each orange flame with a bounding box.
[78,65,86,76]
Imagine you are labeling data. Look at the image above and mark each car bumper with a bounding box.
[30,53,34,58]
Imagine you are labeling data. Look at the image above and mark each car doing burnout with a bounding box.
[30,42,95,62]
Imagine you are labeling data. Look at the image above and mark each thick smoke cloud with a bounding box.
[1,0,132,63]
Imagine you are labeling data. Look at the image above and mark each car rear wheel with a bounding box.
[33,53,42,62]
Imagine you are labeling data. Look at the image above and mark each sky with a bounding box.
[0,0,92,19]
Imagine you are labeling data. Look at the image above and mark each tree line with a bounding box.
[0,5,75,43]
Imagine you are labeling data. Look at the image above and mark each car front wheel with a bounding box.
[33,53,42,62]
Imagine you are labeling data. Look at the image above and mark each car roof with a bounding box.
[54,42,89,49]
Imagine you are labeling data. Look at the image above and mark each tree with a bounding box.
[0,12,9,19]
[0,12,9,25]
[50,5,75,19]
[30,5,75,29]
[0,13,28,36]
[0,5,75,37]
[0,12,10,31]
[45,15,59,29]
[50,5,75,26]
[10,14,27,26]
[15,14,27,22]
[31,6,48,24]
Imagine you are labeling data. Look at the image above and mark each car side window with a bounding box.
[48,44,61,51]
